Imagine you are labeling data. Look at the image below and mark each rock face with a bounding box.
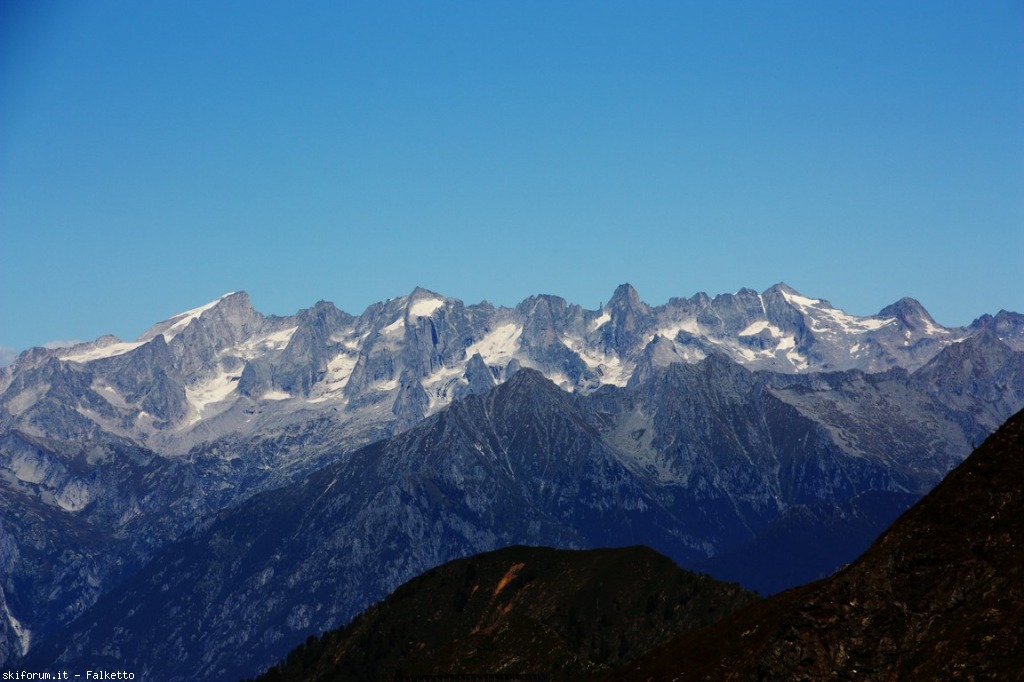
[2,284,1024,675]
[613,407,1024,681]
[250,545,756,682]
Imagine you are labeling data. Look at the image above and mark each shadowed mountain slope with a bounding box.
[613,407,1024,681]
[250,545,755,682]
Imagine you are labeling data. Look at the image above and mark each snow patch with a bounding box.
[786,347,809,371]
[185,370,239,415]
[781,290,895,334]
[545,370,574,392]
[408,297,445,318]
[590,311,611,330]
[236,327,297,360]
[466,323,522,366]
[739,321,786,338]
[738,320,770,336]
[308,353,358,402]
[329,330,361,349]
[561,338,632,387]
[93,382,130,410]
[58,340,144,363]
[382,318,405,335]
[652,318,701,344]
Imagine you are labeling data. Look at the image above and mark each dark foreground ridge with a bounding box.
[612,407,1024,681]
[249,545,755,682]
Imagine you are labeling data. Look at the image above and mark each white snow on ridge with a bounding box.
[159,293,237,341]
[58,340,144,363]
[817,309,895,334]
[780,291,822,309]
[781,289,896,334]
[408,297,445,318]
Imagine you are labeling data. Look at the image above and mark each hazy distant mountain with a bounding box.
[2,284,1023,675]
[250,545,755,682]
[613,406,1024,681]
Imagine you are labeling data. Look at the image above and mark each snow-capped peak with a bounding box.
[138,293,239,342]
[779,287,896,335]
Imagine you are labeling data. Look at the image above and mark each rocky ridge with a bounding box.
[250,545,756,682]
[613,406,1024,681]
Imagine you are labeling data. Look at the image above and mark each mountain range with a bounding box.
[2,284,1023,677]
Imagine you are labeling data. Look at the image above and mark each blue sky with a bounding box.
[2,1,1022,359]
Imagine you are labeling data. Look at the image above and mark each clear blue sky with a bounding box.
[2,1,1022,359]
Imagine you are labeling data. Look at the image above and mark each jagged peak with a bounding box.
[608,283,642,309]
[403,287,448,319]
[137,291,251,342]
[514,293,569,315]
[877,297,940,330]
[408,285,443,300]
[494,366,561,398]
[296,299,348,324]
[762,282,841,312]
[764,282,799,296]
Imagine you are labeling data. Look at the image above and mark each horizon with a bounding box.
[3,1,1022,359]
